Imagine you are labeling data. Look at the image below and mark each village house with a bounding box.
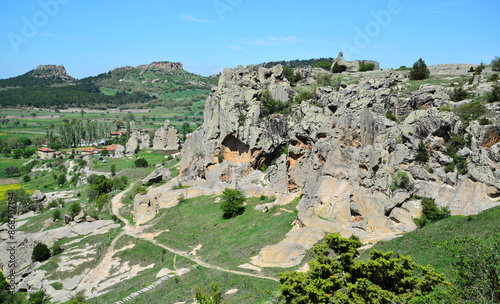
[38,147,54,160]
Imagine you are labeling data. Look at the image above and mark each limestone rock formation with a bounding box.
[31,190,46,203]
[152,120,180,150]
[331,52,380,72]
[126,131,150,155]
[141,167,172,185]
[113,144,125,158]
[137,61,183,75]
[34,65,75,82]
[178,63,500,248]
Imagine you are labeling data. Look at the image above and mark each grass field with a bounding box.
[362,205,500,279]
[152,195,297,269]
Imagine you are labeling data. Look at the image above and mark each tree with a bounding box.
[492,56,500,72]
[410,58,430,80]
[90,175,113,196]
[359,62,375,72]
[415,140,429,162]
[110,164,116,177]
[57,173,66,185]
[283,66,295,84]
[134,158,148,168]
[220,188,245,219]
[52,210,61,221]
[28,289,50,304]
[414,197,450,227]
[32,243,51,262]
[181,122,190,141]
[69,202,81,217]
[95,194,109,210]
[4,166,20,177]
[332,62,342,74]
[194,282,223,304]
[279,234,448,303]
[313,61,332,71]
[0,269,12,303]
[442,235,500,304]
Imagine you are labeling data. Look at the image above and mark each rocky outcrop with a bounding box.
[141,167,172,185]
[31,190,46,204]
[113,144,125,158]
[137,62,183,74]
[34,65,75,82]
[178,63,500,250]
[126,131,150,155]
[331,52,380,72]
[152,120,180,150]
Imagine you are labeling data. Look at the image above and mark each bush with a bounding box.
[491,56,500,72]
[487,84,500,103]
[23,174,31,182]
[52,210,61,221]
[409,58,430,80]
[220,188,245,219]
[468,66,475,73]
[358,62,375,72]
[453,101,488,122]
[449,87,469,102]
[386,111,397,121]
[134,158,148,168]
[28,289,50,304]
[32,243,51,262]
[414,197,450,227]
[473,62,485,75]
[294,91,316,103]
[316,74,332,86]
[259,88,290,117]
[52,244,63,256]
[177,193,186,203]
[313,61,332,71]
[479,117,491,125]
[415,141,429,163]
[390,172,412,192]
[57,173,66,185]
[283,66,295,84]
[332,62,343,73]
[95,194,109,210]
[487,73,499,82]
[69,202,81,217]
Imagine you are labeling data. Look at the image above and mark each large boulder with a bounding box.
[133,194,157,224]
[114,144,125,158]
[152,120,181,150]
[31,190,46,203]
[141,167,172,185]
[126,131,150,155]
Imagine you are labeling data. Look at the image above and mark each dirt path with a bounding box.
[109,181,279,282]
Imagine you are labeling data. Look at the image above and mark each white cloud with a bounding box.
[226,45,243,51]
[180,14,216,23]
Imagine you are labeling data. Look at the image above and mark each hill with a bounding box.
[256,57,335,69]
[0,65,75,88]
[0,61,219,109]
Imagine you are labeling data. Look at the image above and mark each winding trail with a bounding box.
[109,181,279,285]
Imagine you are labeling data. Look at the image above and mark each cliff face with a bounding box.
[34,64,75,82]
[179,64,500,242]
[137,61,183,74]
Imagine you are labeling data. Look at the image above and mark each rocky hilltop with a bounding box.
[137,61,183,75]
[178,63,500,248]
[33,64,75,82]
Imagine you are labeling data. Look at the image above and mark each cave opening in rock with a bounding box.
[221,134,251,164]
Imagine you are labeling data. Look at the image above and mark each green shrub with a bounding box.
[57,173,66,185]
[52,210,61,221]
[473,62,485,75]
[51,244,63,256]
[479,117,491,125]
[23,174,31,182]
[409,58,430,80]
[134,158,148,168]
[316,74,332,86]
[220,188,245,219]
[238,113,246,126]
[390,172,412,192]
[453,101,488,122]
[444,162,455,173]
[294,91,316,103]
[491,56,500,72]
[487,84,500,103]
[487,73,499,82]
[260,163,267,173]
[177,193,186,203]
[313,61,332,71]
[386,111,397,121]
[332,62,343,73]
[358,62,375,72]
[28,289,50,304]
[468,66,475,73]
[95,194,109,210]
[449,87,469,102]
[69,202,81,217]
[259,88,289,117]
[32,243,51,262]
[414,197,450,227]
[415,141,429,163]
[283,66,295,84]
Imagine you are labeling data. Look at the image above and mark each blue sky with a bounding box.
[1,0,499,79]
